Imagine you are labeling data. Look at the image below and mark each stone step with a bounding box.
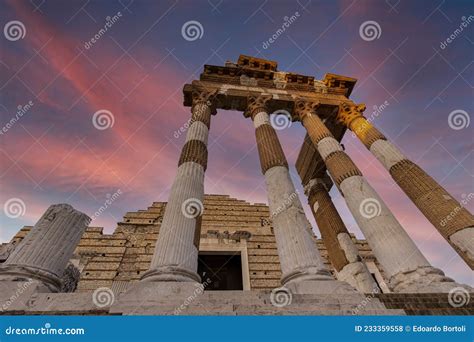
[233,309,405,316]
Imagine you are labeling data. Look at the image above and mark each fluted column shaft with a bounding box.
[0,204,90,292]
[305,177,378,293]
[296,100,463,292]
[248,96,332,285]
[338,103,474,269]
[142,90,216,283]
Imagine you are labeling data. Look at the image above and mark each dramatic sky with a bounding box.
[0,0,472,285]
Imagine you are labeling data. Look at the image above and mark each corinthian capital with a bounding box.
[191,88,218,114]
[337,102,366,127]
[246,95,272,119]
[294,99,320,121]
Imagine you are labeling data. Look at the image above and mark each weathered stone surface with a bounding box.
[390,159,474,269]
[304,177,377,293]
[1,195,389,295]
[0,204,90,292]
[264,165,334,285]
[389,266,472,293]
[339,107,474,270]
[340,175,431,276]
[300,111,468,292]
[450,228,474,266]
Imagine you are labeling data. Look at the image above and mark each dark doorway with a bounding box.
[197,253,243,290]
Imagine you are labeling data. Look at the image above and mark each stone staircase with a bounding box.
[376,293,474,315]
[2,280,472,315]
[110,288,404,315]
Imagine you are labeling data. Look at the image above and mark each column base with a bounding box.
[0,264,61,293]
[281,266,333,285]
[337,262,379,293]
[285,278,358,294]
[0,279,48,312]
[389,266,472,293]
[110,280,205,315]
[140,265,201,283]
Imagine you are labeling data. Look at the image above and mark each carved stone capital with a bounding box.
[304,174,333,197]
[337,102,366,127]
[246,95,272,119]
[294,99,321,121]
[191,89,218,115]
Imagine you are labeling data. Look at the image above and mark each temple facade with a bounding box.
[0,55,472,315]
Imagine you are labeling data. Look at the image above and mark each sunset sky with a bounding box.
[0,0,472,285]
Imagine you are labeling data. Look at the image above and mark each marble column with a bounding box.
[295,99,467,292]
[141,89,216,283]
[247,95,352,292]
[338,102,474,269]
[305,175,378,293]
[0,204,90,292]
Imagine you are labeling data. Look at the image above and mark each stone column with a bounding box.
[0,204,90,292]
[295,99,466,292]
[141,90,216,283]
[305,175,378,293]
[247,96,355,294]
[338,102,474,269]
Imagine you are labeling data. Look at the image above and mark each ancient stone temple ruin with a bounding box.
[1,55,473,315]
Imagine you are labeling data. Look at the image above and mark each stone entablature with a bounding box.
[201,57,354,96]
